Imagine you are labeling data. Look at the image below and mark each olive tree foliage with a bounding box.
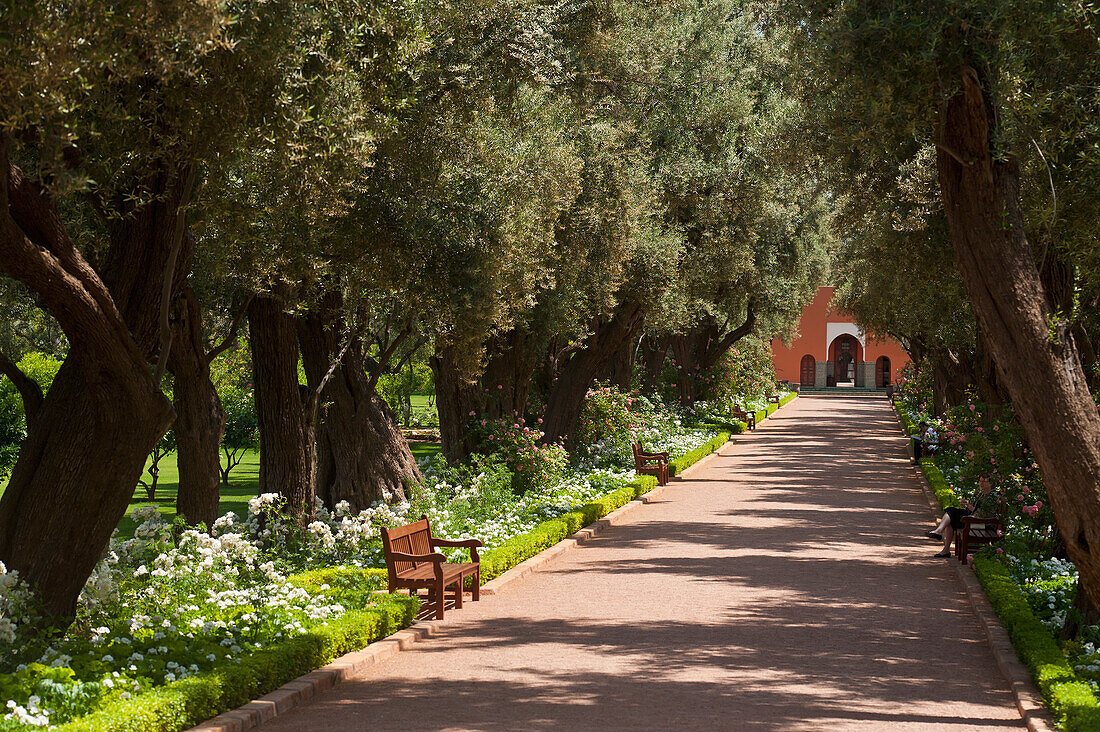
[0,0,423,620]
[624,3,831,403]
[778,0,1100,606]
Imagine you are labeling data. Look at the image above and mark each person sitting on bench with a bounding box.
[927,476,1000,558]
[911,421,939,462]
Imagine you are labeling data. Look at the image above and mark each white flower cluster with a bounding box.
[4,696,49,727]
[0,560,35,651]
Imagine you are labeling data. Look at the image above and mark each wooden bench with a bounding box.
[766,393,782,406]
[381,516,482,620]
[731,406,756,430]
[633,441,669,485]
[954,516,1002,564]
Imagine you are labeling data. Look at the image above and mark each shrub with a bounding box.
[479,475,658,581]
[574,384,639,463]
[468,417,568,494]
[669,431,731,476]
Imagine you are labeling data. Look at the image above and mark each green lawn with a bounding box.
[116,450,262,538]
[408,393,438,421]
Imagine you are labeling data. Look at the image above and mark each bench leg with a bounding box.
[453,578,463,609]
[472,570,480,601]
[435,581,445,619]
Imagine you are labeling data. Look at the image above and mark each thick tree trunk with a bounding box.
[298,308,418,508]
[670,332,699,406]
[936,66,1100,607]
[669,308,755,407]
[541,300,645,446]
[248,294,315,519]
[430,345,482,464]
[431,329,539,464]
[605,339,635,392]
[168,285,226,526]
[0,145,182,621]
[639,335,671,392]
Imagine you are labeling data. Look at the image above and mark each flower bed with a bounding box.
[893,370,1100,729]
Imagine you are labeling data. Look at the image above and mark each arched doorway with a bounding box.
[800,355,815,386]
[829,334,861,384]
[876,356,891,387]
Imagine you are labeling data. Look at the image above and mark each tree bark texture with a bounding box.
[298,307,418,509]
[248,294,315,519]
[936,66,1100,607]
[0,143,182,620]
[431,329,539,464]
[168,285,226,526]
[639,335,671,393]
[541,300,645,447]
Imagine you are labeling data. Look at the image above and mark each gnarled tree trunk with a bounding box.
[936,65,1100,607]
[0,144,184,621]
[298,306,418,508]
[248,293,315,519]
[168,284,225,526]
[541,300,645,447]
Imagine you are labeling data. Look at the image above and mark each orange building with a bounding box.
[772,287,910,388]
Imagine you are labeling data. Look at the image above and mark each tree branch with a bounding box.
[153,167,197,384]
[935,141,971,167]
[0,348,43,425]
[365,326,412,393]
[703,300,757,371]
[206,295,254,364]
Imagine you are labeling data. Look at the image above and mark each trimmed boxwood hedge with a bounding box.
[56,591,419,732]
[691,392,796,436]
[479,474,660,581]
[893,399,919,436]
[914,449,1100,729]
[972,555,1100,730]
[670,432,731,476]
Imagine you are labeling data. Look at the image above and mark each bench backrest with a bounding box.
[381,517,433,579]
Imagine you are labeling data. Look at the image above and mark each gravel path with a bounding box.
[260,396,1025,730]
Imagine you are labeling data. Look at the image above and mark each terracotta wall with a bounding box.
[771,287,910,385]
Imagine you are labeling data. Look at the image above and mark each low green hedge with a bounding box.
[913,447,1100,728]
[972,556,1100,730]
[479,475,659,581]
[670,431,731,476]
[57,590,418,732]
[893,399,919,436]
[920,458,960,510]
[778,392,798,407]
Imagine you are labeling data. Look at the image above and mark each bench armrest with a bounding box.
[389,551,446,563]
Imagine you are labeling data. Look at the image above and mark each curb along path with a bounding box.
[227,397,1027,730]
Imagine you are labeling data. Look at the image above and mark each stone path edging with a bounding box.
[189,439,732,732]
[895,405,1054,732]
